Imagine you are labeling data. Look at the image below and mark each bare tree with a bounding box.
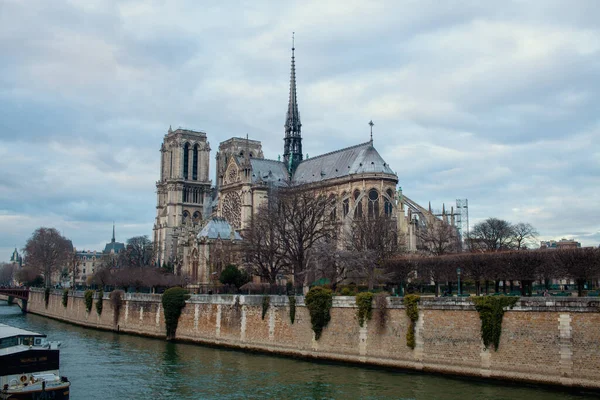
[23,227,72,287]
[309,240,366,290]
[512,222,538,250]
[120,236,155,268]
[0,263,17,286]
[347,214,399,289]
[417,221,460,256]
[468,218,514,252]
[66,250,81,288]
[554,248,600,296]
[242,203,288,284]
[274,188,337,289]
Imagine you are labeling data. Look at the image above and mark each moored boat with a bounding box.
[0,324,70,400]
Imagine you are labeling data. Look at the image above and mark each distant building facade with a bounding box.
[540,239,582,250]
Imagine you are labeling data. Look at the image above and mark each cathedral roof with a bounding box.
[250,158,290,186]
[292,141,396,184]
[198,217,242,240]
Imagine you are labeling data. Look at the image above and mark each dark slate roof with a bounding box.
[198,217,242,240]
[104,241,125,254]
[292,141,396,184]
[250,158,290,186]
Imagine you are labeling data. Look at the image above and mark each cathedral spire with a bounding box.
[283,32,302,175]
[112,222,115,243]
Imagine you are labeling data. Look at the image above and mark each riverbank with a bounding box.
[24,288,600,389]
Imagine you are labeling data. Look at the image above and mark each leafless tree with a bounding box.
[242,203,288,284]
[14,267,42,286]
[554,248,600,296]
[468,218,514,252]
[120,236,155,268]
[417,221,460,256]
[347,214,399,289]
[0,263,17,286]
[511,222,539,250]
[273,188,337,288]
[23,227,72,287]
[65,250,81,288]
[384,255,417,295]
[308,240,366,290]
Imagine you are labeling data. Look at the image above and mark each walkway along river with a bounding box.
[0,300,594,399]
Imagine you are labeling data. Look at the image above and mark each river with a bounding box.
[0,302,593,399]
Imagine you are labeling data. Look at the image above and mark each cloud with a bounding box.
[1,0,599,261]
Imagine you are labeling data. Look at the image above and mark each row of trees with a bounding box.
[9,227,170,288]
[242,188,400,290]
[385,247,600,296]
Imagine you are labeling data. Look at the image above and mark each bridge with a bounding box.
[0,287,30,300]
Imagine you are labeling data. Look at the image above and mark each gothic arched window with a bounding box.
[183,143,189,179]
[193,211,201,224]
[193,144,199,180]
[368,189,379,218]
[343,198,349,218]
[182,210,190,224]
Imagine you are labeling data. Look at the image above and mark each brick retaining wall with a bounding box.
[23,289,600,389]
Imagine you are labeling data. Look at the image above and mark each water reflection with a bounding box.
[0,302,591,399]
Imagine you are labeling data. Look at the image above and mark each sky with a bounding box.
[1,0,599,260]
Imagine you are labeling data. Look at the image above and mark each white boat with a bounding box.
[0,323,70,400]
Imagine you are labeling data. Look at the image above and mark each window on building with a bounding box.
[193,144,199,180]
[343,198,349,217]
[353,189,362,218]
[183,143,189,179]
[368,189,379,218]
[329,195,336,221]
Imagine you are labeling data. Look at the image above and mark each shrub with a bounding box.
[262,295,270,320]
[110,290,124,325]
[339,287,356,296]
[305,286,333,340]
[356,292,374,327]
[62,289,69,308]
[44,287,50,308]
[219,264,250,289]
[375,292,389,330]
[95,289,104,315]
[162,287,190,340]
[472,296,519,351]
[403,294,420,349]
[84,290,94,313]
[288,296,296,324]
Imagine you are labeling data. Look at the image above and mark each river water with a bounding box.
[0,302,593,399]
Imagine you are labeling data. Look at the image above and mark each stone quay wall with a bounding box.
[24,289,600,389]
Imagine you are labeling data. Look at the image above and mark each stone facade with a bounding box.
[25,289,600,389]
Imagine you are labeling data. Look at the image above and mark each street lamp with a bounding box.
[457,268,462,296]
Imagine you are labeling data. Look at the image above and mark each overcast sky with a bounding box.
[1,0,599,260]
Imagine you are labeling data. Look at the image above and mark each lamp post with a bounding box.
[457,268,462,296]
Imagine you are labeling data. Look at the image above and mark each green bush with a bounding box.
[161,287,190,340]
[472,296,519,351]
[110,290,124,325]
[262,295,270,320]
[84,290,94,313]
[339,287,356,296]
[219,264,250,289]
[44,287,50,308]
[62,289,69,308]
[95,289,104,315]
[305,286,333,340]
[288,296,296,324]
[356,292,374,327]
[403,294,420,349]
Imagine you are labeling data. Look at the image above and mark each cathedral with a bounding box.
[153,44,454,286]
